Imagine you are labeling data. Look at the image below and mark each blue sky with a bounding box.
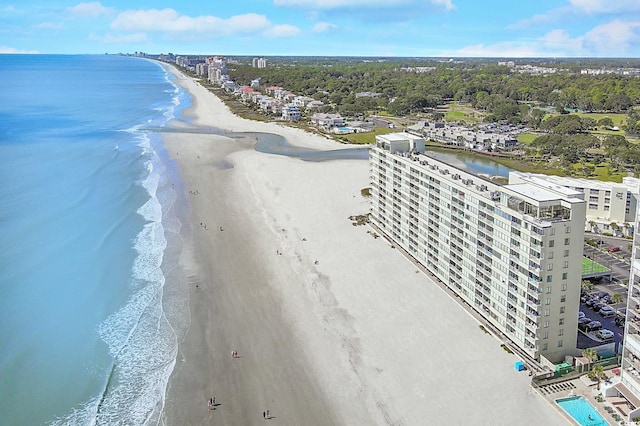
[2,0,640,57]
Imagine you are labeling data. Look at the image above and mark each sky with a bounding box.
[1,0,640,57]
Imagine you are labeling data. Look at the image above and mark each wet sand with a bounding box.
[160,64,566,426]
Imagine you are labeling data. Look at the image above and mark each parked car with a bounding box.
[609,246,620,253]
[601,295,611,304]
[596,329,615,340]
[578,311,585,319]
[586,298,598,307]
[578,317,593,331]
[586,320,602,332]
[594,302,606,312]
[599,306,615,317]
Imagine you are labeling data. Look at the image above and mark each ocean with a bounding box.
[0,55,191,425]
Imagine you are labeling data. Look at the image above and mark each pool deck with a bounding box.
[536,372,629,425]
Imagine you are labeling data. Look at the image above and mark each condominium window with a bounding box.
[564,238,570,245]
[559,317,564,325]
[560,295,566,303]
[564,249,569,257]
[548,251,554,259]
[545,298,551,305]
[549,240,555,248]
[547,276,553,284]
[562,283,567,291]
[543,331,549,339]
[589,204,598,210]
[560,306,565,314]
[542,343,548,351]
[563,261,569,269]
[543,320,549,328]
[562,273,568,281]
[565,226,571,233]
[547,264,553,271]
[558,329,564,336]
[544,309,551,317]
[557,340,563,348]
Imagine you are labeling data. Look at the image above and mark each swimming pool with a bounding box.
[556,396,609,425]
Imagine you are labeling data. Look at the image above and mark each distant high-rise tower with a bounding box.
[252,57,267,68]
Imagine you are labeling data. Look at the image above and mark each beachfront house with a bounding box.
[282,104,301,121]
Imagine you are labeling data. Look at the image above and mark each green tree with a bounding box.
[597,117,614,128]
[582,348,599,363]
[588,364,606,390]
[582,280,594,292]
[611,292,624,305]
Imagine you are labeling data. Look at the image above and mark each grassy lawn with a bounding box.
[572,112,627,128]
[339,127,395,144]
[582,257,609,275]
[592,163,625,182]
[444,101,483,124]
[569,162,624,182]
[516,132,538,145]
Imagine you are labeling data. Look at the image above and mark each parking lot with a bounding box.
[577,297,625,350]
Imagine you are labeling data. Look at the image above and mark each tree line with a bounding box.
[226,58,640,123]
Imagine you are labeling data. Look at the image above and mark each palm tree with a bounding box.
[610,222,619,236]
[588,220,597,232]
[611,292,624,305]
[582,348,599,363]
[582,280,594,293]
[588,364,606,390]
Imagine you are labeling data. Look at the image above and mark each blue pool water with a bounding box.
[556,396,609,425]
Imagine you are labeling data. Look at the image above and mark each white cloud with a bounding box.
[111,9,272,36]
[312,21,337,32]
[262,24,301,38]
[582,20,640,53]
[35,22,65,30]
[507,6,572,29]
[569,0,640,14]
[0,5,17,13]
[447,29,587,57]
[88,32,148,43]
[0,45,39,53]
[274,0,454,10]
[431,0,455,11]
[449,42,547,58]
[66,2,114,18]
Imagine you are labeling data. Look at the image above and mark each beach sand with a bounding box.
[160,65,567,425]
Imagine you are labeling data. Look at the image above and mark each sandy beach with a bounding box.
[160,65,568,425]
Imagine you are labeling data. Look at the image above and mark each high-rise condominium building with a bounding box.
[614,197,640,420]
[369,133,586,364]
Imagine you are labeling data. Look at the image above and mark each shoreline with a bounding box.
[159,63,566,425]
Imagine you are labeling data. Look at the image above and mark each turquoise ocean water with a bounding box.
[0,55,191,425]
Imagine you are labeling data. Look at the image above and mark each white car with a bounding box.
[596,329,615,340]
[599,306,615,317]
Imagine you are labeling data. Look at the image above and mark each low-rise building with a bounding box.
[282,104,301,121]
[510,172,639,236]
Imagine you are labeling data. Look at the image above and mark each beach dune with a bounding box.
[161,65,565,425]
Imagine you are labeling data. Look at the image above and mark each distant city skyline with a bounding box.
[2,1,640,57]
